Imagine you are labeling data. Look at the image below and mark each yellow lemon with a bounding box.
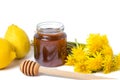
[4,24,30,59]
[0,38,16,69]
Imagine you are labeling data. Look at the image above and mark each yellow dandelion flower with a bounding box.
[86,53,103,72]
[72,46,86,62]
[74,62,91,73]
[112,53,120,71]
[72,46,84,55]
[86,34,108,53]
[101,34,109,45]
[103,55,113,73]
[65,33,119,74]
[101,45,113,56]
[66,45,86,65]
[65,54,75,65]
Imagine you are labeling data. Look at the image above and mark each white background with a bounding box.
[0,0,120,80]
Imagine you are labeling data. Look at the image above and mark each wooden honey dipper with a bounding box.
[20,60,115,80]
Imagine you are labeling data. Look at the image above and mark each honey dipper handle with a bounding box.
[39,67,113,80]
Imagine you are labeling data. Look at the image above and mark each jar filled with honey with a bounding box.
[34,21,67,67]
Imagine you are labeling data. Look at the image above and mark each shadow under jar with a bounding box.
[34,21,67,67]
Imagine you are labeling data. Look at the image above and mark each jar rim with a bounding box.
[36,21,64,32]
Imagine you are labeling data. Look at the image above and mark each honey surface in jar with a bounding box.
[34,22,67,67]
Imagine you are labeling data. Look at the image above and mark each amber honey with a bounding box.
[34,22,67,67]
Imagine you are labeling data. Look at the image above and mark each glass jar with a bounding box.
[34,21,67,67]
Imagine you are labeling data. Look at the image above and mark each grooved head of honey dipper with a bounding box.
[20,60,40,76]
